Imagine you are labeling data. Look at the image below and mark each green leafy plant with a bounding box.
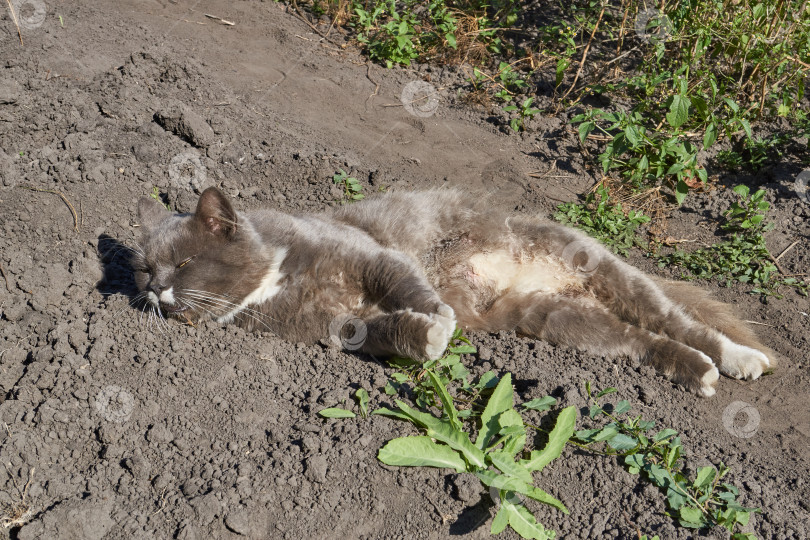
[377,372,576,539]
[150,186,171,211]
[574,383,759,538]
[504,97,540,132]
[573,106,707,204]
[351,0,458,67]
[376,329,577,538]
[332,169,364,203]
[536,23,577,89]
[723,185,770,234]
[318,387,371,419]
[658,186,808,296]
[717,133,790,172]
[554,184,650,256]
[493,61,528,101]
[384,328,490,412]
[318,329,765,538]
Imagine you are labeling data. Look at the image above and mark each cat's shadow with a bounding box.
[96,234,139,302]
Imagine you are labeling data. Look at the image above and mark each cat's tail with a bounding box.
[655,278,779,367]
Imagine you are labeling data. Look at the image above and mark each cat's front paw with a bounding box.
[434,304,456,336]
[678,348,718,397]
[696,353,720,398]
[424,305,456,360]
[719,340,770,380]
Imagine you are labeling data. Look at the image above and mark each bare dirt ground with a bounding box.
[1,1,809,539]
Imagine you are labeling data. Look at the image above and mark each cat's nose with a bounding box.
[149,282,167,295]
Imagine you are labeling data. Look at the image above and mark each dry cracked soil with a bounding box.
[0,1,809,539]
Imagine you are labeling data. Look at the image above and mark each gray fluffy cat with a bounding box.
[134,187,776,397]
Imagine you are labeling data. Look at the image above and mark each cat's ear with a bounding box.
[138,197,170,230]
[195,187,237,237]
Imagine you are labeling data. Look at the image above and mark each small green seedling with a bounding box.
[504,97,541,132]
[332,169,364,203]
[318,388,370,419]
[318,407,356,419]
[150,186,171,211]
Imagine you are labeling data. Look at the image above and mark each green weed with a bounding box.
[554,184,650,256]
[352,0,459,67]
[377,371,576,540]
[657,185,808,297]
[503,97,540,132]
[493,61,528,102]
[150,186,171,211]
[319,387,370,418]
[574,383,759,538]
[717,133,791,172]
[384,328,483,410]
[332,169,364,203]
[318,330,764,538]
[573,104,708,204]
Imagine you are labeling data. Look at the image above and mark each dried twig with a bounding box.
[774,240,800,262]
[744,320,777,327]
[365,61,379,106]
[766,248,788,276]
[18,186,79,232]
[5,0,23,46]
[289,1,341,46]
[204,13,235,26]
[561,3,606,100]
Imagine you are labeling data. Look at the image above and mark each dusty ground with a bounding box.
[1,1,809,539]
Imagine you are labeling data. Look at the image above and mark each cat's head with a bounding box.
[133,187,271,323]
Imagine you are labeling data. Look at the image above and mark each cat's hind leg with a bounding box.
[582,256,772,382]
[483,292,720,396]
[654,279,777,380]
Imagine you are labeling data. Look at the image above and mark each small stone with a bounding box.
[146,424,174,444]
[304,455,328,484]
[224,509,251,536]
[154,104,215,148]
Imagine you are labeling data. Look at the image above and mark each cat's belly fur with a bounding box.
[466,250,584,295]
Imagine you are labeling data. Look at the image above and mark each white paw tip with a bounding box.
[437,304,455,320]
[425,321,450,360]
[720,341,770,380]
[433,304,457,336]
[698,365,719,397]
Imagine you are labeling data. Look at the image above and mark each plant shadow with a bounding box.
[448,494,495,536]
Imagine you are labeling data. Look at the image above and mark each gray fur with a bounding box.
[134,187,777,396]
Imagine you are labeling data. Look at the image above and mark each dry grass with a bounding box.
[1,465,35,529]
[594,177,671,239]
